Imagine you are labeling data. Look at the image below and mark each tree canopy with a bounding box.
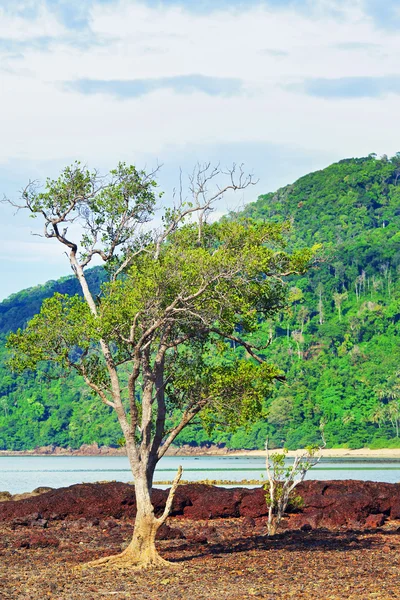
[4,161,313,567]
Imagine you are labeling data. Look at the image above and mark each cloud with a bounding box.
[66,75,244,99]
[333,42,381,51]
[290,76,400,99]
[2,0,400,298]
[0,36,53,52]
[260,48,289,57]
[0,1,111,32]
[364,0,400,30]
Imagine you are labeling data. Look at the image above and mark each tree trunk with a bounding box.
[121,511,166,568]
[119,472,168,568]
[85,463,182,570]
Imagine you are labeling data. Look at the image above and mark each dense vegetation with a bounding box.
[2,154,400,450]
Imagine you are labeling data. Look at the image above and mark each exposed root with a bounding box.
[77,548,175,571]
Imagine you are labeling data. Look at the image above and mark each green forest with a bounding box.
[2,154,400,451]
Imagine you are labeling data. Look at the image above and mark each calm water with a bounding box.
[1,455,400,494]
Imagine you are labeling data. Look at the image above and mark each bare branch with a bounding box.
[157,398,209,460]
[157,465,183,525]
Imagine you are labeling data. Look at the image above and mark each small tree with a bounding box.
[264,438,324,536]
[4,162,313,568]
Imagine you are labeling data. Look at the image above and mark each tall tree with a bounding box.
[5,162,313,568]
[333,291,348,322]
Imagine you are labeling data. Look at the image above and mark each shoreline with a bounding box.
[1,444,400,459]
[231,448,400,459]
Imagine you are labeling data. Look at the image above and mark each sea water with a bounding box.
[1,455,400,494]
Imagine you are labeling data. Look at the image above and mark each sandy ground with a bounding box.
[1,517,400,599]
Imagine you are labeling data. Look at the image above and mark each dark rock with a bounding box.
[186,525,217,544]
[30,519,48,528]
[183,485,248,519]
[243,516,256,528]
[390,499,400,520]
[156,524,185,540]
[300,523,313,532]
[29,534,59,549]
[1,480,400,531]
[239,488,269,518]
[13,538,30,549]
[0,483,140,522]
[49,513,65,521]
[290,480,400,530]
[100,519,118,530]
[11,512,41,528]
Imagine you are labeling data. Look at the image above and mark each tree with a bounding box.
[333,290,348,322]
[264,436,325,536]
[316,283,324,325]
[291,330,304,360]
[4,162,313,569]
[297,305,309,335]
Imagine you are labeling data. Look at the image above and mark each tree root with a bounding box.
[77,548,175,571]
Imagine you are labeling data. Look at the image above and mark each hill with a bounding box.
[1,154,400,450]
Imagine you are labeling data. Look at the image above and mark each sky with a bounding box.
[0,0,399,300]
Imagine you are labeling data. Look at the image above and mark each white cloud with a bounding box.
[0,5,66,40]
[0,0,399,169]
[0,0,400,297]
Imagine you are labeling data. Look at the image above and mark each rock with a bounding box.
[291,480,400,530]
[29,534,59,549]
[32,487,53,495]
[11,513,41,528]
[0,491,12,503]
[100,519,118,530]
[49,512,64,521]
[12,493,36,502]
[288,509,324,531]
[13,538,30,549]
[1,480,400,531]
[365,513,386,528]
[243,516,256,528]
[183,485,248,519]
[156,524,185,540]
[68,518,90,530]
[30,519,48,528]
[239,488,269,518]
[186,527,210,544]
[0,483,140,522]
[390,499,400,520]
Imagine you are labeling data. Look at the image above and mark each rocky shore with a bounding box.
[0,442,231,457]
[1,479,400,531]
[2,443,400,458]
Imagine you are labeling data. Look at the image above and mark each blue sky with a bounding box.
[0,0,399,299]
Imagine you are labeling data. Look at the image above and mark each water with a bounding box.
[1,455,400,495]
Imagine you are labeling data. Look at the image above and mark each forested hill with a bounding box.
[2,154,400,451]
[0,267,106,336]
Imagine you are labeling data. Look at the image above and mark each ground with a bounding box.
[1,517,400,599]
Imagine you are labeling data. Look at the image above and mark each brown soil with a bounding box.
[1,517,400,599]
